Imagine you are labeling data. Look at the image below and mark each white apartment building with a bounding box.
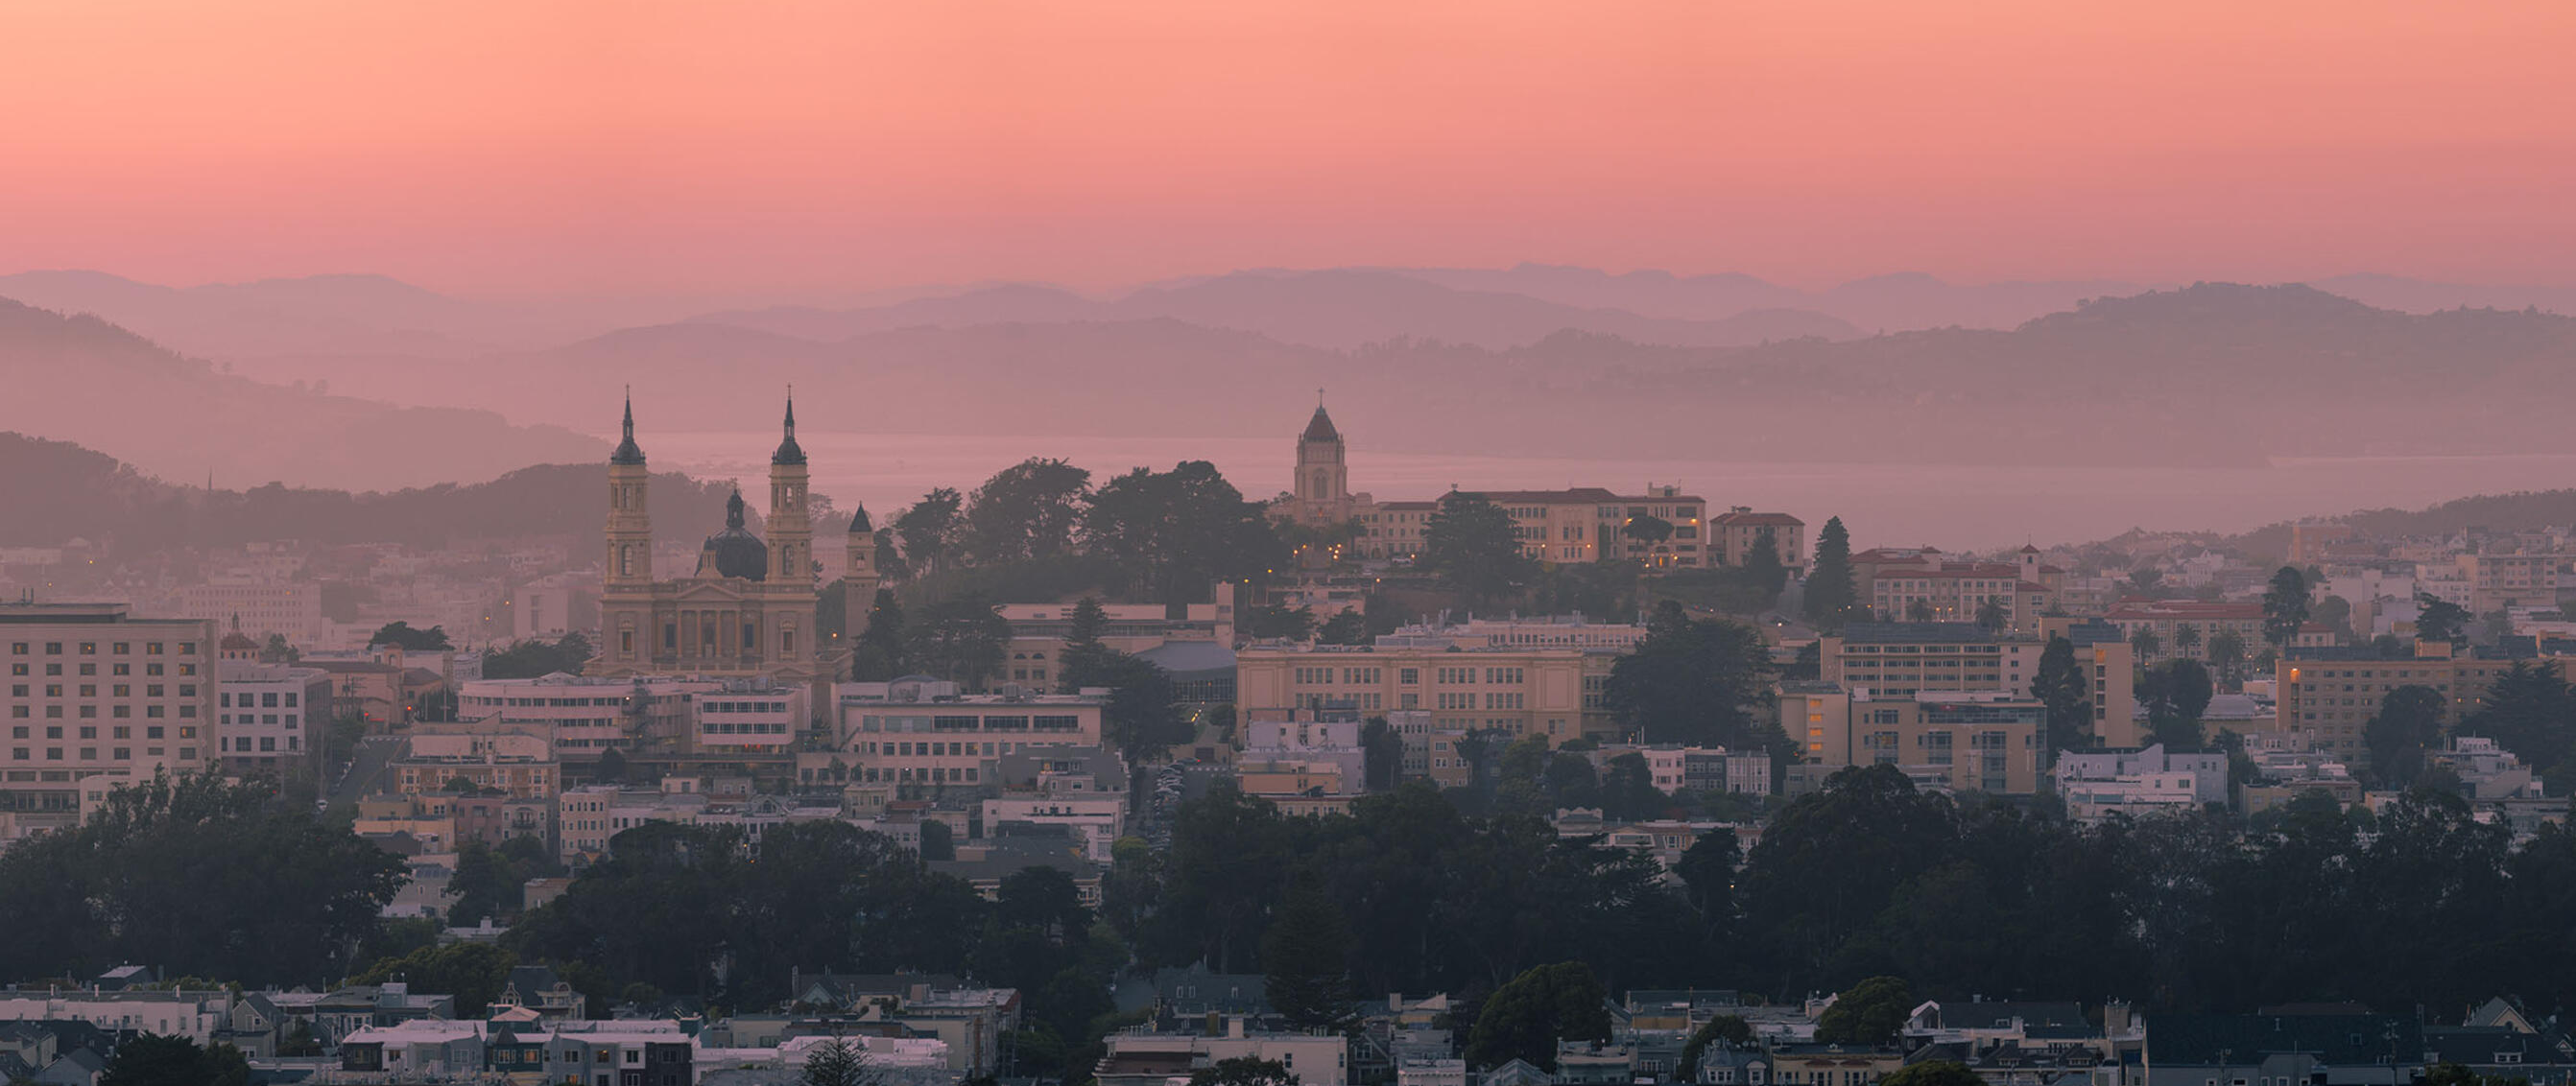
[694,680,809,754]
[457,673,718,759]
[1243,710,1369,791]
[1605,744,1773,796]
[2053,744,2230,823]
[0,991,227,1042]
[2,603,217,831]
[816,679,1106,792]
[510,572,601,642]
[982,795,1128,861]
[215,660,331,775]
[173,577,332,647]
[1099,1023,1351,1086]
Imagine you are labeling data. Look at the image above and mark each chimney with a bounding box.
[1228,1017,1247,1039]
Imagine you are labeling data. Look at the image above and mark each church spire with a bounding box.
[772,388,807,465]
[610,388,647,465]
[1301,397,1340,443]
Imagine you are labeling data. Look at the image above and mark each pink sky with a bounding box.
[7,1,2574,295]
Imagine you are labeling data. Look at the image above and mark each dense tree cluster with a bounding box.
[1732,765,2576,1014]
[1602,602,1783,751]
[99,1033,251,1086]
[25,750,2576,1076]
[367,620,452,651]
[479,631,592,679]
[504,819,1123,1080]
[1121,784,1706,998]
[1421,492,1534,611]
[1110,765,2576,1030]
[0,772,402,986]
[2459,660,2576,793]
[507,820,989,1007]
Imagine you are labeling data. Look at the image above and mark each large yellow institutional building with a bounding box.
[1272,400,1723,570]
[590,395,878,688]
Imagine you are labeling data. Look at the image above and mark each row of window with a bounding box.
[11,704,196,720]
[12,682,194,697]
[857,740,1070,758]
[219,691,298,707]
[12,661,188,677]
[11,745,195,762]
[12,724,192,740]
[10,641,197,656]
[218,713,298,727]
[856,714,1085,733]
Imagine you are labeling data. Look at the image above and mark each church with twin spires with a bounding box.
[591,393,879,686]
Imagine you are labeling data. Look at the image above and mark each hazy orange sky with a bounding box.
[7,0,2574,296]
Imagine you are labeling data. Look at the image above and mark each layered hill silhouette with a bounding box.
[0,431,736,554]
[686,268,1860,350]
[0,297,604,490]
[231,282,2576,470]
[13,271,2576,477]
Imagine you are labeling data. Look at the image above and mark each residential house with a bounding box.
[2141,1014,2424,1086]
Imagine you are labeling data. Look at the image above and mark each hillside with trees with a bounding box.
[0,431,736,553]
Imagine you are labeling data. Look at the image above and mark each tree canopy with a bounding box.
[100,1033,250,1086]
[1602,602,1777,748]
[1805,517,1860,631]
[2365,684,2447,789]
[1423,491,1533,610]
[2417,592,2471,644]
[480,631,593,679]
[1084,461,1285,602]
[2262,566,2311,647]
[1466,961,1611,1071]
[2031,636,2093,754]
[368,621,451,651]
[1815,975,1914,1046]
[964,458,1092,565]
[0,771,401,986]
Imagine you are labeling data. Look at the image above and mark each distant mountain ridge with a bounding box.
[12,264,2574,366]
[686,268,1861,350]
[201,281,2576,471]
[0,297,605,490]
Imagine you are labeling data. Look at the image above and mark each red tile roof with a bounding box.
[1460,487,1706,506]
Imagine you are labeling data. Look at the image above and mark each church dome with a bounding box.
[610,393,647,466]
[702,491,770,581]
[773,397,806,466]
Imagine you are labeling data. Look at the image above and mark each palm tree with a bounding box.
[2130,626,2163,660]
[1974,599,2008,632]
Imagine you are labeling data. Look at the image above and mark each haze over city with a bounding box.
[7,5,2576,1086]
